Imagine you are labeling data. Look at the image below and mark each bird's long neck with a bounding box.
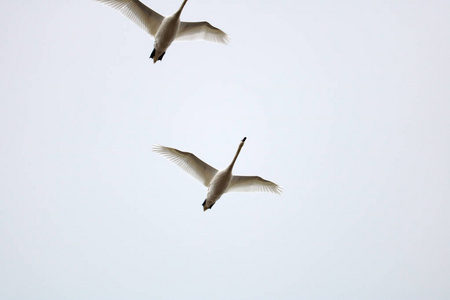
[228,137,246,170]
[174,0,188,16]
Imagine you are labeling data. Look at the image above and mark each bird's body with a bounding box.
[150,0,185,61]
[153,137,282,211]
[95,0,229,63]
[204,167,233,209]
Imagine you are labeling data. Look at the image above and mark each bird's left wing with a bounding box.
[176,21,230,44]
[227,176,282,194]
[95,0,164,36]
[153,145,218,187]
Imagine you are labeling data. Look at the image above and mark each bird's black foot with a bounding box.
[150,49,165,61]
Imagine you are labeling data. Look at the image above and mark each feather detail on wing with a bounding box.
[95,0,164,36]
[152,145,218,187]
[176,21,230,44]
[227,176,282,194]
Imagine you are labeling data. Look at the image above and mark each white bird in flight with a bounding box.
[153,137,282,211]
[95,0,229,63]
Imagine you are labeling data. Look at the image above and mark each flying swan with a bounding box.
[153,137,282,211]
[95,0,229,63]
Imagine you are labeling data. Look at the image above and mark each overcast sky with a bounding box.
[1,0,449,299]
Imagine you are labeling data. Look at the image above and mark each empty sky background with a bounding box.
[1,0,449,299]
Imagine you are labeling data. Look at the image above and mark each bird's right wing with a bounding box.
[152,145,218,187]
[227,176,282,194]
[176,21,230,44]
[95,0,164,36]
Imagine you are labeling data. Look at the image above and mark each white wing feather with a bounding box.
[152,145,218,187]
[227,176,282,194]
[176,21,230,44]
[95,0,164,36]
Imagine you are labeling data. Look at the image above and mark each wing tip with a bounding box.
[152,144,168,154]
[275,185,283,194]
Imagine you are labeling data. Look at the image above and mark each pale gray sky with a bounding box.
[1,0,449,299]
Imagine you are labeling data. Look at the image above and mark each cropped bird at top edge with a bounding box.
[153,137,282,211]
[95,0,229,63]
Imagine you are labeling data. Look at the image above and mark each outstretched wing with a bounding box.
[227,176,282,194]
[152,145,218,187]
[95,0,164,36]
[176,21,230,44]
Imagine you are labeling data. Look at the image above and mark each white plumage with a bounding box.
[95,0,229,63]
[153,137,282,211]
